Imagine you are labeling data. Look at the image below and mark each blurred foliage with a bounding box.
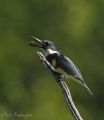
[0,0,104,120]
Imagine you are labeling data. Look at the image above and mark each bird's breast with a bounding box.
[52,60,69,79]
[52,59,59,69]
[46,54,69,79]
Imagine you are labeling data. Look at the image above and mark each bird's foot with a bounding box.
[54,71,65,81]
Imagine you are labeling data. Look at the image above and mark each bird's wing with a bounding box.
[76,67,82,75]
[54,53,93,95]
[54,53,85,83]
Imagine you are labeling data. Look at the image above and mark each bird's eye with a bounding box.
[45,41,49,45]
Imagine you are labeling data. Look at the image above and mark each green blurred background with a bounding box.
[0,0,104,120]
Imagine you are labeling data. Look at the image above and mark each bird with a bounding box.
[28,36,93,95]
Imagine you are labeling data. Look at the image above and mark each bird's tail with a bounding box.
[82,83,93,95]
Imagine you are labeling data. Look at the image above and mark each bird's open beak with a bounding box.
[27,36,44,48]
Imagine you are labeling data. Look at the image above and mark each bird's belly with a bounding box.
[56,67,69,79]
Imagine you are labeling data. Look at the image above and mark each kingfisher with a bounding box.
[28,36,93,95]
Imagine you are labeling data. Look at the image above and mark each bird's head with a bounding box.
[28,36,60,56]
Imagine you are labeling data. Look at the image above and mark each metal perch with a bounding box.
[37,51,83,120]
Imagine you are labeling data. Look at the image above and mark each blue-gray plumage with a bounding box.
[54,53,93,95]
[28,36,93,95]
[54,53,83,79]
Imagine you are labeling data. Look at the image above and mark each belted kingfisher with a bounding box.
[28,36,93,95]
